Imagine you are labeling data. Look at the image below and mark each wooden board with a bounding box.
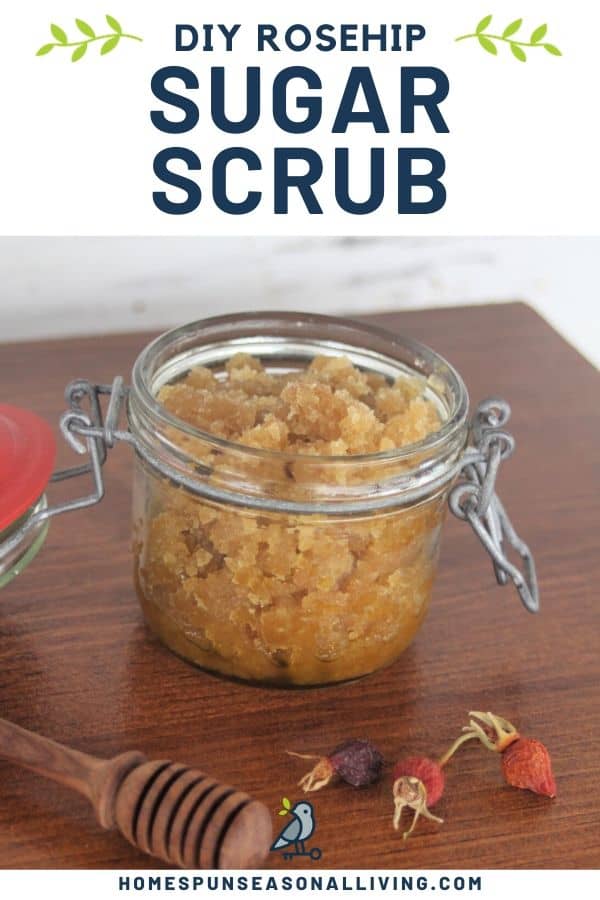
[0,303,598,868]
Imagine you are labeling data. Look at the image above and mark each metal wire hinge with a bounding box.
[56,376,132,481]
[0,378,131,561]
[449,399,539,613]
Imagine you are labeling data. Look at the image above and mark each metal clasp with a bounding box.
[449,399,539,613]
[0,378,130,562]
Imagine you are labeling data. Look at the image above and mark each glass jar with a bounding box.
[127,314,467,685]
[0,497,49,589]
[0,312,538,686]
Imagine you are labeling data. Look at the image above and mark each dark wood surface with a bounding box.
[0,303,598,869]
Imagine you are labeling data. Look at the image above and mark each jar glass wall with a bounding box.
[0,495,49,589]
[128,313,469,685]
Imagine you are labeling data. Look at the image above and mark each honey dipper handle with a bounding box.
[0,717,144,828]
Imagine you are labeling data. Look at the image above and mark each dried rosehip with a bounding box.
[443,711,557,799]
[391,756,445,840]
[393,756,445,806]
[287,739,383,792]
[501,737,556,798]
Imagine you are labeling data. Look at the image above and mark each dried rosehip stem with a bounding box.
[465,711,520,752]
[286,751,335,792]
[392,756,445,841]
[393,777,443,840]
[437,710,520,766]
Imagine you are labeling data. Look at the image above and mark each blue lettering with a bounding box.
[153,148,201,214]
[273,67,322,133]
[274,149,323,214]
[335,148,384,214]
[398,148,446,213]
[175,26,198,51]
[332,67,389,133]
[401,67,449,133]
[151,66,199,134]
[212,148,261,214]
[211,67,260,133]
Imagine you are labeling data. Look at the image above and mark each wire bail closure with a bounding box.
[1,381,538,614]
[448,399,539,613]
[0,379,131,563]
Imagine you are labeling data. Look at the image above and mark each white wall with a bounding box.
[0,237,598,367]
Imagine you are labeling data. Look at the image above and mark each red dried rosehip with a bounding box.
[391,756,444,839]
[501,737,557,798]
[393,756,445,806]
[442,711,557,799]
[287,739,383,792]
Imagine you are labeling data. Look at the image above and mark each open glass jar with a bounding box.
[0,313,538,686]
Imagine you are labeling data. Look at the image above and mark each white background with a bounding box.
[0,0,598,234]
[0,3,597,364]
[0,236,598,367]
[0,869,599,899]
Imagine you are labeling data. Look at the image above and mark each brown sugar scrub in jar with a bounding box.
[0,313,538,686]
[130,313,470,686]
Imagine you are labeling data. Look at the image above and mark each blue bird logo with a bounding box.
[271,798,322,861]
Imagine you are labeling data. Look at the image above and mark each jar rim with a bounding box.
[130,311,469,466]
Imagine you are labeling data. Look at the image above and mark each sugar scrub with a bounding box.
[134,353,446,685]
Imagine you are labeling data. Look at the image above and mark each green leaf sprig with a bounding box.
[36,14,143,61]
[456,15,562,61]
[277,797,292,816]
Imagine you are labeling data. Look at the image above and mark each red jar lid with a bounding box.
[0,405,56,532]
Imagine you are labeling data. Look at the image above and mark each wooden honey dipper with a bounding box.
[0,717,272,868]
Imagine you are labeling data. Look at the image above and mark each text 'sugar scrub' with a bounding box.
[150,22,450,215]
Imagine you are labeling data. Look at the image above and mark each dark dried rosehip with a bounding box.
[287,739,383,792]
[330,739,384,787]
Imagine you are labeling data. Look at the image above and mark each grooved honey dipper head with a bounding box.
[114,760,273,869]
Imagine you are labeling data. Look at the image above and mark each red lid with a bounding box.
[0,405,56,532]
